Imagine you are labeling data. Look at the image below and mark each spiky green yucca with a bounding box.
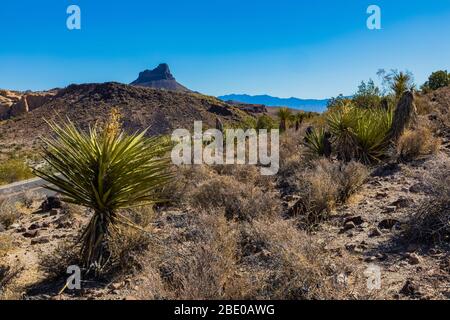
[35,120,171,268]
[327,104,393,163]
[304,127,327,157]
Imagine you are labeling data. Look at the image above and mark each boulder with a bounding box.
[40,196,62,212]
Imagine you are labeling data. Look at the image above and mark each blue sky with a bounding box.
[1,0,449,98]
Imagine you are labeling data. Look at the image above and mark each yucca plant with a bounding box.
[34,114,172,270]
[326,104,358,162]
[352,107,393,163]
[326,104,393,163]
[304,127,328,157]
[277,107,292,132]
[293,112,306,131]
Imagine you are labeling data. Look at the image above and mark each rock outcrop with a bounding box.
[0,90,21,119]
[130,63,191,92]
[7,92,55,118]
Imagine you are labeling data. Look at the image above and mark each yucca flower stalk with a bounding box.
[34,117,172,269]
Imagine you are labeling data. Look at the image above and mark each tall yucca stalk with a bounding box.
[34,118,171,269]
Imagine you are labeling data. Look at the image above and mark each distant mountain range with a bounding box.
[218,94,329,112]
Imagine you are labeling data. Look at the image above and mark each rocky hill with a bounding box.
[130,63,190,92]
[0,82,247,150]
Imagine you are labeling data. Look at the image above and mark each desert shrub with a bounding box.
[161,165,216,207]
[256,114,276,130]
[423,70,450,91]
[0,264,23,300]
[212,164,273,190]
[0,234,14,257]
[0,158,34,185]
[237,217,361,299]
[106,226,153,275]
[352,79,381,109]
[0,200,20,229]
[40,241,81,279]
[406,169,450,244]
[288,159,368,225]
[19,190,42,209]
[190,175,281,221]
[137,211,245,300]
[396,126,440,161]
[414,94,433,115]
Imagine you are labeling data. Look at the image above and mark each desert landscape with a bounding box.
[1,63,450,300]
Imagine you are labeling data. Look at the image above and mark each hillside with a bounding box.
[0,82,247,150]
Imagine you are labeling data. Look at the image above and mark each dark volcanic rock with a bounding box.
[40,196,62,212]
[132,63,175,82]
[130,63,190,92]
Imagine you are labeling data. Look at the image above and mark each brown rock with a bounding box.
[344,216,364,226]
[23,230,40,238]
[343,221,356,231]
[406,253,422,265]
[31,236,50,245]
[400,279,421,297]
[378,219,400,230]
[369,227,382,237]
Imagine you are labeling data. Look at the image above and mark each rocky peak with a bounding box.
[131,63,175,84]
[130,63,190,92]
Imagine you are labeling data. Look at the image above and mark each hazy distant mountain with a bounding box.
[218,94,329,112]
[130,63,191,93]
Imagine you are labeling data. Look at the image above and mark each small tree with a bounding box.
[352,79,381,109]
[426,70,450,91]
[35,113,171,269]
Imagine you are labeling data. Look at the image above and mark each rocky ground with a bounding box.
[1,147,449,300]
[315,151,450,299]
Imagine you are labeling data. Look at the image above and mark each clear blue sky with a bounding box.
[1,0,449,98]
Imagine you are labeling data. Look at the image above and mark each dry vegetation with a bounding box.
[406,166,450,244]
[1,81,450,300]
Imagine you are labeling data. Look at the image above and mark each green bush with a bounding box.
[0,158,34,185]
[423,70,450,91]
[256,114,276,130]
